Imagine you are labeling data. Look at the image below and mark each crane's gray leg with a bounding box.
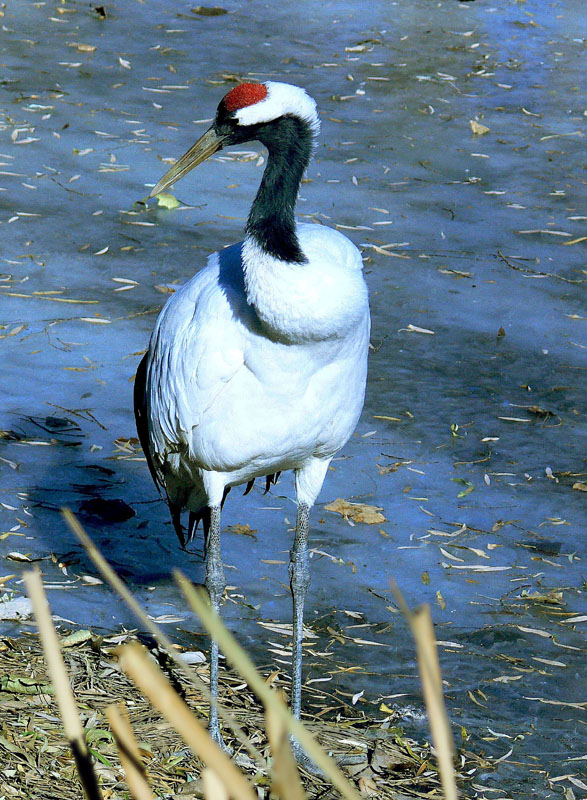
[290,501,310,720]
[205,503,226,748]
[289,501,312,765]
[289,459,330,771]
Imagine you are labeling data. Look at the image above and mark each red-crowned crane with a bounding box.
[134,81,370,754]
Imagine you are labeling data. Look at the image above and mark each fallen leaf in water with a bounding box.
[517,625,551,638]
[324,499,386,524]
[81,575,103,586]
[438,267,472,278]
[156,192,180,209]
[470,120,490,135]
[561,614,587,624]
[398,324,435,335]
[572,482,587,492]
[71,43,97,53]
[191,5,228,15]
[226,523,257,537]
[524,696,586,710]
[439,547,464,563]
[257,621,317,638]
[527,405,556,418]
[532,656,566,668]
[444,564,511,572]
[148,614,184,623]
[520,590,564,605]
[451,478,474,498]
[6,552,33,562]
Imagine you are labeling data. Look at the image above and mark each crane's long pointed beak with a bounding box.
[148,127,225,198]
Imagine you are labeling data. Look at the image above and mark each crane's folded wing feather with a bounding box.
[144,249,250,481]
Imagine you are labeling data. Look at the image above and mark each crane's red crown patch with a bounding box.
[224,83,268,112]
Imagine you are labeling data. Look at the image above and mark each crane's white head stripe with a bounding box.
[233,82,320,135]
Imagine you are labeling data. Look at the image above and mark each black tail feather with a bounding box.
[264,471,281,494]
[183,485,231,552]
[171,504,186,548]
[186,507,211,548]
[171,475,281,551]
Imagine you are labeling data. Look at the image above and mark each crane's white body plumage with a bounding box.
[145,223,370,509]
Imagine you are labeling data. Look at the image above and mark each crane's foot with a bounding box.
[209,719,233,754]
[291,737,367,776]
[290,737,325,777]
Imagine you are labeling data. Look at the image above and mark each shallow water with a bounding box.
[1,0,585,796]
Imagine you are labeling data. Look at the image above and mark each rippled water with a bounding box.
[1,1,585,796]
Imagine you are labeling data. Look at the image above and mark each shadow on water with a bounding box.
[0,0,585,796]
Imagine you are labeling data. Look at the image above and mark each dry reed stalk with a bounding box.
[202,768,229,800]
[106,703,155,800]
[175,571,361,800]
[265,705,307,800]
[391,581,459,800]
[62,508,263,766]
[117,641,257,800]
[23,567,103,800]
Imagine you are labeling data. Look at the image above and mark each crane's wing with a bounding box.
[143,247,252,488]
[136,349,190,544]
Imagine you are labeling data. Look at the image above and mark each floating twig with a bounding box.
[497,250,584,284]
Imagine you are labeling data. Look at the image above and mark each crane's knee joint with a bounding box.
[289,552,310,593]
[206,566,226,607]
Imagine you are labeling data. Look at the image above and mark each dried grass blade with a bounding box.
[391,582,458,800]
[62,508,262,765]
[106,703,155,800]
[23,567,103,800]
[117,642,256,800]
[265,705,306,800]
[202,768,229,800]
[175,571,361,800]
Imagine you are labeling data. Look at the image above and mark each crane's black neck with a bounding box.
[246,115,314,263]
